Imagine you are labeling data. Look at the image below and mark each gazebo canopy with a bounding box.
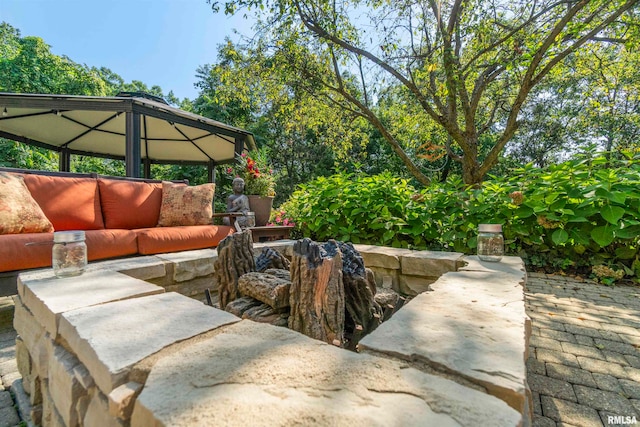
[0,92,256,180]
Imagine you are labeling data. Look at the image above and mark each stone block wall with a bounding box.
[13,242,531,426]
[354,244,465,296]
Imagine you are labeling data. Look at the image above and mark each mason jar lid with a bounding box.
[478,224,502,233]
[53,230,86,243]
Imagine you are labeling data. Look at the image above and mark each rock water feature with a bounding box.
[213,232,403,349]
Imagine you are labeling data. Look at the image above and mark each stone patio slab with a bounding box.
[18,271,164,335]
[131,321,521,427]
[83,256,168,281]
[58,292,240,395]
[359,268,528,413]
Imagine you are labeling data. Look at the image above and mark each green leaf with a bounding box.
[552,229,569,245]
[615,246,637,260]
[591,225,615,247]
[615,225,640,239]
[567,216,589,223]
[515,206,534,218]
[601,205,625,225]
[608,192,627,204]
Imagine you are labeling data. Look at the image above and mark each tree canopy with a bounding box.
[209,0,640,185]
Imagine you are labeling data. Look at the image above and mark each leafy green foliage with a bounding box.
[282,153,640,283]
[0,23,107,95]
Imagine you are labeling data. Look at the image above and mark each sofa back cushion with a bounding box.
[0,172,54,234]
[98,179,165,229]
[23,174,105,230]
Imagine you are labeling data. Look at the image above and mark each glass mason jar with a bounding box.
[477,224,504,262]
[52,231,87,277]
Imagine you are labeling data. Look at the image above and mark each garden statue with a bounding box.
[224,177,254,228]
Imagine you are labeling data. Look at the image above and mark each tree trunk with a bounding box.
[214,231,256,309]
[289,238,345,346]
[461,154,484,186]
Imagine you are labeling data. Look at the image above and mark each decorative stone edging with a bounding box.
[13,242,531,426]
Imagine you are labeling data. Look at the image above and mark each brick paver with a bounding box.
[527,273,640,427]
[0,296,20,427]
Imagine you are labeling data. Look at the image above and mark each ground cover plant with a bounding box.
[281,153,640,285]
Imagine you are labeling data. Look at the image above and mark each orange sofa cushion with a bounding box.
[85,229,138,261]
[23,174,105,230]
[0,229,139,272]
[0,233,55,271]
[135,225,233,255]
[98,179,164,229]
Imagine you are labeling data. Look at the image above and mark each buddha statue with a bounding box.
[224,178,254,228]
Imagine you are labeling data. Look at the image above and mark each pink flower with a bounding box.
[241,153,247,158]
[283,218,289,226]
[226,167,233,174]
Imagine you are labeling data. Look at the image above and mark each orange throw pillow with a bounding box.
[0,172,54,234]
[157,182,215,226]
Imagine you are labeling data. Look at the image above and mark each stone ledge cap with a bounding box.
[18,271,164,336]
[132,320,521,427]
[58,292,240,395]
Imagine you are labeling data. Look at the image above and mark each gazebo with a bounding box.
[0,92,256,181]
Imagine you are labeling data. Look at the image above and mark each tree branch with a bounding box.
[296,46,432,185]
[480,0,640,177]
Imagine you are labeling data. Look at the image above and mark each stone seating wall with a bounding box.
[12,241,531,426]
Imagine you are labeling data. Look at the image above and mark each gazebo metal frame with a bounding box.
[0,92,256,181]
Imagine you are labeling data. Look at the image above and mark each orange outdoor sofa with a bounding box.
[0,167,235,296]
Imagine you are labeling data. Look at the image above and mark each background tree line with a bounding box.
[2,0,640,202]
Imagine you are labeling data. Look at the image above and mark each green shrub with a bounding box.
[281,155,640,284]
[281,172,418,247]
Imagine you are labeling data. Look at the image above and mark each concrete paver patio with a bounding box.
[0,272,639,426]
[527,272,640,427]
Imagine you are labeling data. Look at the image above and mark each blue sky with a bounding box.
[0,0,254,101]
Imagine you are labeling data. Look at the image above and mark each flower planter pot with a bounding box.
[247,195,274,226]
